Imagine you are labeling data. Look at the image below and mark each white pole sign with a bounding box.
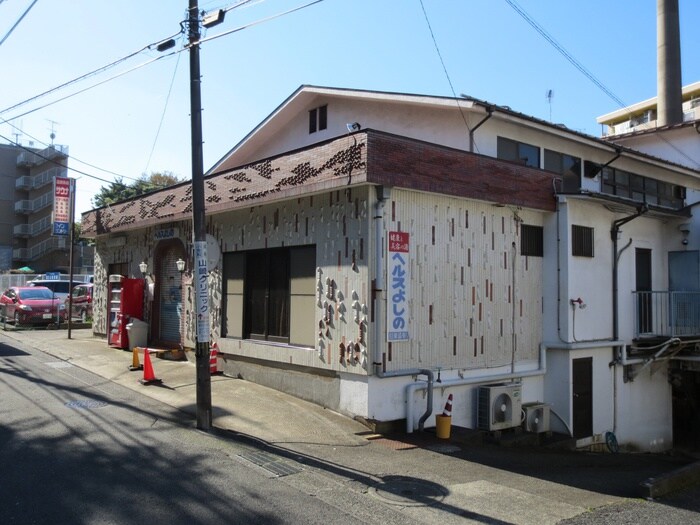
[194,241,210,343]
[387,231,410,342]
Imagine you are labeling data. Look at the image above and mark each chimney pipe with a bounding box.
[657,0,683,127]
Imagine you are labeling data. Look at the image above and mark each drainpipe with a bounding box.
[371,185,436,431]
[611,204,649,341]
[468,106,493,153]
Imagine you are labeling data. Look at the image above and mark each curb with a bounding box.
[641,460,700,499]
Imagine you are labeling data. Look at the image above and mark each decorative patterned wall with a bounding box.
[383,189,543,372]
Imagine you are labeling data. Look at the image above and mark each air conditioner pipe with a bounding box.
[405,342,549,433]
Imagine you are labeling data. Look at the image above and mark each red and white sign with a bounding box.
[52,177,72,236]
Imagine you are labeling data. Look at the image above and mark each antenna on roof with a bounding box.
[546,89,554,121]
[47,119,59,145]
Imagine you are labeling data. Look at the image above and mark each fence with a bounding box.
[633,290,700,338]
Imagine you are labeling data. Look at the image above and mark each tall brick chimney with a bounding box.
[657,0,683,127]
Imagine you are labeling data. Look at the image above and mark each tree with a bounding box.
[91,171,182,208]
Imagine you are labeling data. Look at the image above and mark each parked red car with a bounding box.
[0,286,64,326]
[64,283,93,322]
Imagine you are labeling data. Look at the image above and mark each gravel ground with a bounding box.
[559,484,700,524]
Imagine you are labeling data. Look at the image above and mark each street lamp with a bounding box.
[176,258,186,273]
[139,261,148,277]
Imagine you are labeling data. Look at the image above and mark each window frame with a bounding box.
[520,224,544,257]
[497,136,540,168]
[223,245,316,347]
[572,225,594,257]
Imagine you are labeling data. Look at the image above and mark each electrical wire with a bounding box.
[504,0,699,169]
[143,50,183,174]
[2,47,185,123]
[0,132,114,185]
[0,0,38,47]
[0,30,184,117]
[418,0,473,148]
[195,0,325,46]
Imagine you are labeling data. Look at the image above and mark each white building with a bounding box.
[82,86,700,452]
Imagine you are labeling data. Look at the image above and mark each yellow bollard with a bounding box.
[436,414,452,439]
[128,347,143,371]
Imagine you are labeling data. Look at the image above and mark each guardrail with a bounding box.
[633,290,700,338]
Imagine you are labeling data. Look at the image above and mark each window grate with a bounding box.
[572,225,594,257]
[520,224,543,257]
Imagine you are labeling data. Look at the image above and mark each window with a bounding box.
[572,225,594,257]
[544,149,581,192]
[223,245,316,347]
[600,166,684,209]
[520,224,543,257]
[308,105,327,134]
[497,137,540,168]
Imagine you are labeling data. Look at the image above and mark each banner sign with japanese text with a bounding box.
[387,231,410,342]
[194,240,210,344]
[52,176,71,236]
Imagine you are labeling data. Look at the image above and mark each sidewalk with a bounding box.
[2,326,698,524]
[1,327,368,447]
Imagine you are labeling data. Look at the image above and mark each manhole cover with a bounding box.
[65,400,109,409]
[372,476,448,507]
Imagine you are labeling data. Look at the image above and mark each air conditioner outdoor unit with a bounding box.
[522,402,551,434]
[477,384,522,431]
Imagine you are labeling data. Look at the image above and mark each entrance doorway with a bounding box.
[152,239,186,347]
[572,357,593,439]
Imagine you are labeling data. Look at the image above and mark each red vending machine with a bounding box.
[108,274,145,349]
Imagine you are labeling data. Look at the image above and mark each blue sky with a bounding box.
[1,0,699,217]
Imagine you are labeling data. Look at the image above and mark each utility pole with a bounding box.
[188,0,212,431]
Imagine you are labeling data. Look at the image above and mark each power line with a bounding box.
[0,38,183,120]
[144,50,183,174]
[0,0,38,47]
[0,132,114,185]
[195,0,325,46]
[418,0,473,148]
[504,0,700,169]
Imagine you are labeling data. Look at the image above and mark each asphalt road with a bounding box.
[0,338,410,525]
[2,329,700,525]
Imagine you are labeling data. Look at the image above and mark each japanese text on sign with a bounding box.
[194,241,210,343]
[387,231,410,342]
[53,177,71,237]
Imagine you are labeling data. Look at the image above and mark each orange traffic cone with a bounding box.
[210,342,222,376]
[139,348,162,385]
[442,393,453,417]
[129,347,143,371]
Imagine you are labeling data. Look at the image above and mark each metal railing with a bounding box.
[13,216,51,237]
[16,145,68,167]
[14,192,52,214]
[633,291,700,338]
[12,236,66,261]
[15,166,66,190]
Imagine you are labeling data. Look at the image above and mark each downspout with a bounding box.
[372,185,435,431]
[468,106,493,153]
[610,204,648,433]
[611,204,649,341]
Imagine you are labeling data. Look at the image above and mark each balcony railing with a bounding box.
[14,192,51,214]
[16,145,68,167]
[12,236,66,262]
[15,166,66,190]
[13,216,51,237]
[633,291,700,338]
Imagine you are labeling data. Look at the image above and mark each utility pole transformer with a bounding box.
[188,0,213,431]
